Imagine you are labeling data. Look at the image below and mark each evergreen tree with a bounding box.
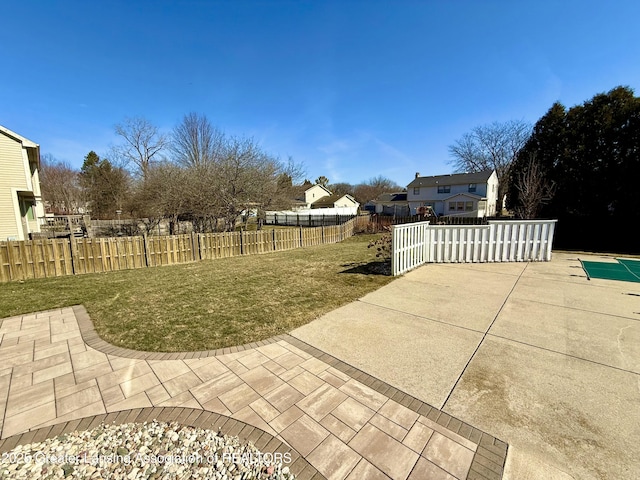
[508,86,640,251]
[80,152,129,219]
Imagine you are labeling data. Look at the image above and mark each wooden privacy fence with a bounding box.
[392,220,557,276]
[0,219,361,282]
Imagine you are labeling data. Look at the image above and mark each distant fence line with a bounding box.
[371,214,488,230]
[0,217,368,283]
[264,213,359,227]
[391,220,558,276]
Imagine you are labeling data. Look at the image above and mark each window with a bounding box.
[468,183,476,192]
[19,199,35,220]
[438,185,451,194]
[450,201,471,211]
[413,187,420,195]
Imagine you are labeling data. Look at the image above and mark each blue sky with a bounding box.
[2,1,639,187]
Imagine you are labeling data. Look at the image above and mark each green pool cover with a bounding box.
[580,258,640,283]
[616,258,640,275]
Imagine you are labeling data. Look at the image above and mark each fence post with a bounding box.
[191,232,200,262]
[391,225,397,275]
[272,229,276,251]
[423,222,430,263]
[545,221,556,261]
[142,232,150,267]
[68,236,79,275]
[321,225,325,244]
[299,227,303,247]
[239,229,244,255]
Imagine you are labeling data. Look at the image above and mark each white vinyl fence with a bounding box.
[391,220,557,276]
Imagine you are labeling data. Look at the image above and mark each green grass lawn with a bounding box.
[0,234,392,352]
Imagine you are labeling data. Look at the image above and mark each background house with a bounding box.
[0,126,45,240]
[310,193,359,210]
[266,183,359,223]
[406,170,498,217]
[303,184,332,208]
[298,184,359,212]
[369,192,409,216]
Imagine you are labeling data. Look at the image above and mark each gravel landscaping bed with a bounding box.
[0,421,296,479]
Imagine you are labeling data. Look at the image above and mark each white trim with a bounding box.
[21,147,34,191]
[10,188,26,240]
[0,125,39,148]
[442,192,484,201]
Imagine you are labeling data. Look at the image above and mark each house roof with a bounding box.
[390,192,407,202]
[0,125,39,149]
[374,192,407,203]
[312,193,357,207]
[305,184,332,195]
[407,170,494,188]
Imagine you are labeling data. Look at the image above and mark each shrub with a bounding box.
[368,234,392,261]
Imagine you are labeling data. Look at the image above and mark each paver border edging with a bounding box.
[285,336,508,480]
[0,407,325,480]
[72,304,508,479]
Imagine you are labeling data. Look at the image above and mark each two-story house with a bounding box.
[297,183,359,211]
[303,184,332,208]
[0,125,45,240]
[406,170,498,218]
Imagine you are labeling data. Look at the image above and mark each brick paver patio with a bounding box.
[0,306,507,479]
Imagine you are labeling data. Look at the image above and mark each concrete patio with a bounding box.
[292,252,640,480]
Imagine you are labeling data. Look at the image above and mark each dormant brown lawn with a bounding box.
[0,234,392,352]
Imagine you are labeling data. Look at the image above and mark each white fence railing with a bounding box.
[391,220,557,276]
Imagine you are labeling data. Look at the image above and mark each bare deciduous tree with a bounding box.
[513,153,556,219]
[170,112,225,168]
[449,120,531,214]
[39,154,84,214]
[281,156,307,186]
[353,176,402,204]
[136,162,191,234]
[212,136,281,230]
[111,114,307,233]
[114,116,169,179]
[169,118,306,230]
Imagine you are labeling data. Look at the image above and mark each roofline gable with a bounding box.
[0,125,39,149]
[442,192,484,201]
[305,184,332,195]
[311,193,359,206]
